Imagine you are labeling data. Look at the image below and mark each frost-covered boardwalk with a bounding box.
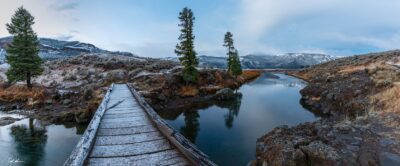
[64,84,215,166]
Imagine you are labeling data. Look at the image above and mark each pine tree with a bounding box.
[223,32,235,73]
[230,50,242,78]
[6,7,42,88]
[175,7,199,83]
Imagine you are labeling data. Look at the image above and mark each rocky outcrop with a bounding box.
[212,88,236,100]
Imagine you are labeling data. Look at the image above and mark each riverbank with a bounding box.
[253,50,400,165]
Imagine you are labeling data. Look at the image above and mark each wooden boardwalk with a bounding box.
[64,84,216,166]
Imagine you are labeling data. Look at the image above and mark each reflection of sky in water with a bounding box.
[161,73,318,166]
[0,112,86,166]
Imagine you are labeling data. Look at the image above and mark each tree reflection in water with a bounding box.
[10,118,47,166]
[180,110,200,143]
[220,93,242,128]
[178,92,243,143]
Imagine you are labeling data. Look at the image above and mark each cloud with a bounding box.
[52,2,79,11]
[0,0,81,40]
[234,0,400,56]
[55,34,74,41]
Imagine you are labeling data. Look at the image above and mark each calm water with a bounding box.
[159,73,319,166]
[0,112,87,166]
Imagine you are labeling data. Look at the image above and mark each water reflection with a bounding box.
[0,112,87,166]
[160,73,319,166]
[249,72,306,88]
[10,119,47,166]
[180,111,200,143]
[218,94,242,129]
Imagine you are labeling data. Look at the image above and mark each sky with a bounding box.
[1,0,400,58]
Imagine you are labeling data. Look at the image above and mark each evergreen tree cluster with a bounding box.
[175,8,243,83]
[5,7,42,88]
[223,32,242,77]
[175,7,199,83]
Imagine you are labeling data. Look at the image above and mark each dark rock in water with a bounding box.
[263,72,280,79]
[0,117,21,126]
[62,99,72,105]
[213,88,236,100]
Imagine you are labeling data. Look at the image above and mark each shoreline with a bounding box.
[252,51,400,165]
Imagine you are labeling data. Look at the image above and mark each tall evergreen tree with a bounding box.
[6,7,42,88]
[175,7,198,83]
[230,50,243,78]
[223,32,235,73]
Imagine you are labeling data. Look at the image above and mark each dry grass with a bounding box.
[370,68,400,86]
[370,85,400,113]
[179,86,199,97]
[238,70,262,83]
[368,85,400,141]
[0,85,46,102]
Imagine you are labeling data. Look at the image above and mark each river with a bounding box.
[159,73,319,166]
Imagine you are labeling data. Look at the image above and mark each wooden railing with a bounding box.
[127,84,217,166]
[64,84,114,166]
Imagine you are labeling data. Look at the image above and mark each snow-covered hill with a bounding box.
[241,53,333,69]
[166,53,334,69]
[0,37,135,63]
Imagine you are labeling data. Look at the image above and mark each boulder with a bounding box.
[62,99,72,105]
[213,88,236,100]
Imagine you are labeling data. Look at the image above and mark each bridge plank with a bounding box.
[102,112,146,119]
[89,139,173,157]
[106,109,141,113]
[86,149,185,166]
[158,156,190,165]
[99,119,151,129]
[97,125,157,136]
[94,131,163,146]
[104,110,137,115]
[101,116,146,123]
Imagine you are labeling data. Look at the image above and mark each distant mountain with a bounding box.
[241,53,333,69]
[0,37,135,63]
[166,53,334,69]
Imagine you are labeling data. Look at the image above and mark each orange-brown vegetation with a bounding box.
[237,70,262,83]
[179,86,199,97]
[0,85,46,102]
[370,85,400,113]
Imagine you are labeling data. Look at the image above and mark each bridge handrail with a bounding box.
[64,84,114,166]
[127,84,217,166]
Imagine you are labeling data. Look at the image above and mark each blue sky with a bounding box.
[1,0,400,58]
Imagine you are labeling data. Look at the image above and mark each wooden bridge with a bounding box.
[64,84,216,166]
